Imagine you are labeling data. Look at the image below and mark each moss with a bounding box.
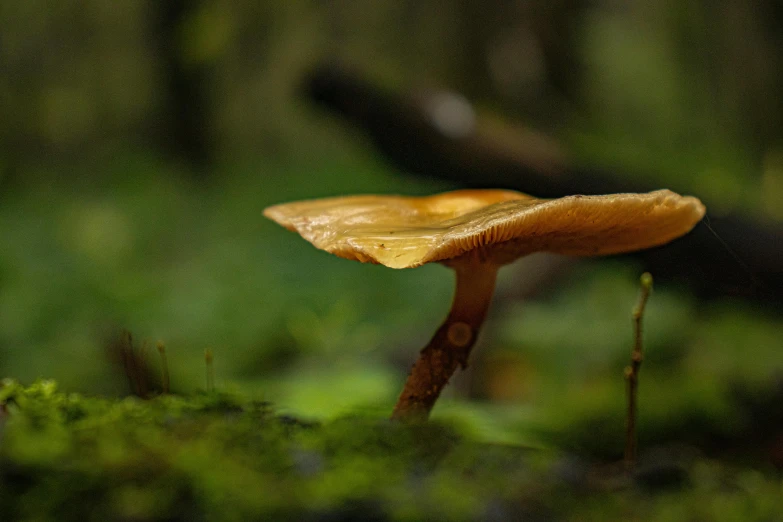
[1,379,781,521]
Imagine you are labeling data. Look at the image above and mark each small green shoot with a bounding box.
[625,272,653,468]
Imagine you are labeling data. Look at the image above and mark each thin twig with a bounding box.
[625,272,653,469]
[157,341,170,394]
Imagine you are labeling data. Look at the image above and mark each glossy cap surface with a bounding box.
[264,189,705,269]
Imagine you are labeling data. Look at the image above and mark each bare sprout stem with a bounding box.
[157,341,170,394]
[121,330,148,398]
[625,272,653,468]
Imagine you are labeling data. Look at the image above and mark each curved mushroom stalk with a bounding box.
[391,259,498,421]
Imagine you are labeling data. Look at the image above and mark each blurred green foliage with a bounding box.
[0,151,452,402]
[2,2,782,210]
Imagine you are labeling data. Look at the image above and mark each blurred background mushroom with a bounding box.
[0,0,782,461]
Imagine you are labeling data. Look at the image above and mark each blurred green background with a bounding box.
[1,0,782,450]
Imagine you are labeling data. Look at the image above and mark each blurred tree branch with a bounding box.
[304,63,783,309]
[152,0,214,173]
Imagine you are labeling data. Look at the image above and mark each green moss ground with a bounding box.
[1,379,780,521]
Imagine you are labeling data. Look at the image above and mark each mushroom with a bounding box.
[264,189,705,421]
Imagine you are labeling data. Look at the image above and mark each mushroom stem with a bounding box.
[391,259,499,421]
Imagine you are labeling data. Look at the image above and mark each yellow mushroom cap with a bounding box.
[264,189,706,269]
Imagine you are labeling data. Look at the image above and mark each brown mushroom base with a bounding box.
[391,260,498,421]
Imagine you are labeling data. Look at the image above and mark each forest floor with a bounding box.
[1,379,781,521]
